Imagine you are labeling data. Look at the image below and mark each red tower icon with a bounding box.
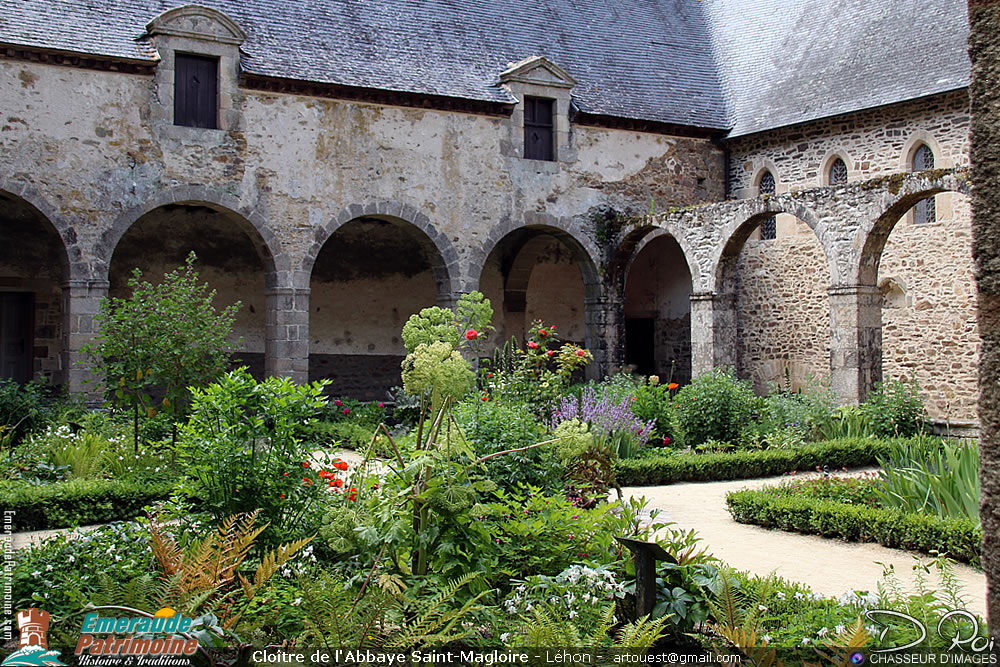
[16,608,50,650]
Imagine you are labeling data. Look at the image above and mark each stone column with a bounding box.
[265,287,310,384]
[62,279,109,401]
[689,292,737,377]
[828,284,882,406]
[584,294,617,381]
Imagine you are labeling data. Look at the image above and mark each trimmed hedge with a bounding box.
[616,438,891,486]
[1,479,177,531]
[726,488,981,566]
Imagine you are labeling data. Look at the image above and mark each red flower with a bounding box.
[303,477,312,485]
[527,341,539,349]
[348,487,358,501]
[487,373,493,378]
[465,329,478,340]
[663,436,671,445]
[668,382,679,390]
[334,460,349,471]
[379,402,385,408]
[481,395,489,402]
[333,478,344,488]
[538,329,548,338]
[334,399,342,407]
[302,461,310,468]
[343,407,351,415]
[547,350,556,357]
[575,349,586,357]
[280,493,285,499]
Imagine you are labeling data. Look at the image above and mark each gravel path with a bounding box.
[622,472,987,618]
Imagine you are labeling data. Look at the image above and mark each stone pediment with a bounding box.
[499,56,576,89]
[147,5,246,46]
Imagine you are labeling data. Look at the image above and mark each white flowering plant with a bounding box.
[501,564,626,639]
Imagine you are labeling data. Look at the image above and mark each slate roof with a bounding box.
[0,0,728,130]
[0,0,972,136]
[702,0,971,137]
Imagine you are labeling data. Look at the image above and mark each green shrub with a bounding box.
[759,381,835,442]
[0,478,177,530]
[454,399,562,494]
[615,438,891,486]
[0,379,54,448]
[178,368,330,546]
[860,378,927,438]
[726,487,981,565]
[672,368,760,447]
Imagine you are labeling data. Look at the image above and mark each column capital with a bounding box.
[61,279,110,291]
[264,286,311,297]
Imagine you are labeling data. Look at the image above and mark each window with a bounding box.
[174,53,218,129]
[829,158,848,185]
[523,97,554,161]
[759,171,776,240]
[912,144,935,224]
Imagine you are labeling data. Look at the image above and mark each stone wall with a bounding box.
[727,90,977,420]
[735,220,831,393]
[0,57,724,394]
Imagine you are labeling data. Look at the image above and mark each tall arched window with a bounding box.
[829,158,848,185]
[759,171,776,240]
[912,144,936,224]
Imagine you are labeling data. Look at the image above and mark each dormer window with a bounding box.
[174,53,218,128]
[524,97,555,161]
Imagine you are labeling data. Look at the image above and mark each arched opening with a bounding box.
[479,226,595,351]
[309,216,444,399]
[878,191,976,421]
[0,191,69,384]
[720,210,831,393]
[108,203,268,377]
[623,233,693,383]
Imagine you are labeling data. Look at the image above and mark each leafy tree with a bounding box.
[83,253,240,447]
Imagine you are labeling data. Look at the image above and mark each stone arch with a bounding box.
[305,200,459,299]
[751,160,784,193]
[609,223,702,293]
[0,178,82,280]
[712,200,831,294]
[819,148,857,185]
[712,201,833,392]
[879,276,908,309]
[101,186,282,284]
[469,213,602,293]
[856,173,971,286]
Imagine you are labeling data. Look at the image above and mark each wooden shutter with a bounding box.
[174,54,218,129]
[524,97,554,161]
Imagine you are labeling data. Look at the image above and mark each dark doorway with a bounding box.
[625,317,655,376]
[0,293,33,383]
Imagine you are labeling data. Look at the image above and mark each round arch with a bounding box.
[0,179,81,280]
[100,186,282,284]
[305,200,459,298]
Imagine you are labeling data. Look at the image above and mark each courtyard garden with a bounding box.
[1,259,989,663]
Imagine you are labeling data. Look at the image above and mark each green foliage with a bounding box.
[0,378,53,449]
[616,438,891,486]
[453,398,562,494]
[860,378,927,438]
[875,437,980,524]
[628,376,680,446]
[726,485,981,565]
[401,341,476,407]
[178,368,331,546]
[401,291,494,353]
[83,253,240,444]
[672,368,761,447]
[758,380,836,443]
[12,520,154,641]
[502,564,626,633]
[0,478,177,530]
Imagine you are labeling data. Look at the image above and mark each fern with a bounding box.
[389,572,488,649]
[712,625,784,667]
[806,618,871,667]
[614,613,671,648]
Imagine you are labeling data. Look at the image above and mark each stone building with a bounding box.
[0,0,977,423]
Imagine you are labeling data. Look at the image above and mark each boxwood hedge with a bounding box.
[615,438,891,486]
[726,487,981,566]
[1,479,177,531]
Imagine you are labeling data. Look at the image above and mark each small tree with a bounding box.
[83,253,240,447]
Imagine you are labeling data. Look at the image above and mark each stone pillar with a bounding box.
[584,294,617,381]
[689,292,737,377]
[265,287,310,384]
[62,279,109,401]
[828,284,882,406]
